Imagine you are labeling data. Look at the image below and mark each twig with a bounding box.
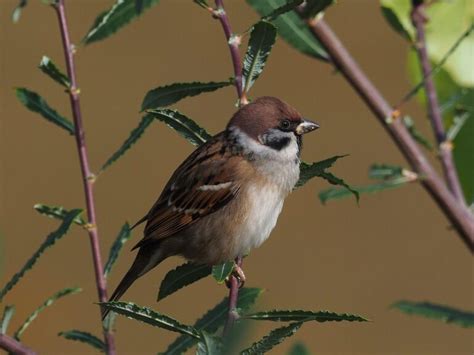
[214,0,248,105]
[52,1,116,353]
[410,0,465,204]
[300,15,474,251]
[0,333,36,355]
[223,256,242,337]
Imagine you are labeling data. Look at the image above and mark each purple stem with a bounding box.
[52,1,116,353]
[0,334,36,355]
[214,0,247,105]
[411,0,465,204]
[223,256,242,337]
[300,15,474,251]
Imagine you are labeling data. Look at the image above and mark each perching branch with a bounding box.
[410,0,465,204]
[214,0,248,106]
[299,15,474,251]
[0,333,36,355]
[52,1,116,353]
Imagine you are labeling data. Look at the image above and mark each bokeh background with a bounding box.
[1,0,472,354]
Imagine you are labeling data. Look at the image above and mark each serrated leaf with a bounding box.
[58,330,106,352]
[147,109,212,146]
[368,164,404,180]
[12,0,28,23]
[104,223,132,278]
[1,305,15,334]
[297,156,358,202]
[262,0,303,21]
[241,322,303,355]
[301,0,336,18]
[14,287,81,340]
[318,178,409,204]
[392,301,474,328]
[402,116,433,150]
[83,0,160,45]
[34,204,85,226]
[158,262,212,301]
[38,56,70,88]
[196,331,223,355]
[288,342,311,355]
[16,88,75,135]
[242,21,277,94]
[0,209,82,302]
[100,302,200,338]
[141,81,232,112]
[244,309,368,323]
[100,114,154,172]
[161,288,262,355]
[246,0,328,61]
[212,261,234,284]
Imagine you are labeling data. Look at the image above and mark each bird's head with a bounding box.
[227,96,319,152]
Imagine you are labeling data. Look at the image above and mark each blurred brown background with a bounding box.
[1,0,472,354]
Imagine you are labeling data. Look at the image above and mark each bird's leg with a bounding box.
[226,263,246,289]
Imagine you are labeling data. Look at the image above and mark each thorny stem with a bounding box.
[410,0,465,204]
[52,1,116,353]
[214,0,248,106]
[300,15,474,251]
[0,333,36,355]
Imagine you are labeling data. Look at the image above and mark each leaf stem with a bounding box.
[299,14,474,251]
[410,0,465,204]
[214,0,248,105]
[52,1,116,353]
[0,333,36,355]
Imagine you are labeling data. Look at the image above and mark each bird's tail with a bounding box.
[102,244,165,320]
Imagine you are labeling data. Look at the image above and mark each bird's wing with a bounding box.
[132,133,250,250]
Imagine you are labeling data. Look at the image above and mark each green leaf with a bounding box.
[104,223,132,278]
[83,0,160,45]
[196,331,223,355]
[101,114,154,172]
[244,309,368,323]
[194,0,210,10]
[1,305,15,334]
[161,288,262,355]
[246,0,329,61]
[12,0,28,23]
[211,261,235,284]
[288,342,311,355]
[241,322,303,355]
[446,109,469,141]
[16,88,75,135]
[141,81,232,112]
[58,330,106,352]
[34,204,85,226]
[14,287,81,340]
[301,0,336,18]
[392,301,474,328]
[38,56,70,88]
[402,116,433,150]
[262,0,303,21]
[380,0,413,41]
[147,109,212,146]
[0,209,82,302]
[368,164,403,180]
[158,262,212,301]
[297,156,359,202]
[319,179,409,204]
[242,21,277,95]
[100,302,200,338]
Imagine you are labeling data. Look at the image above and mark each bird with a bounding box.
[102,96,319,318]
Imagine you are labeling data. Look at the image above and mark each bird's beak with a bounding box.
[295,119,320,135]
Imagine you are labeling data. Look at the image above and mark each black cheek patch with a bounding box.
[264,136,291,151]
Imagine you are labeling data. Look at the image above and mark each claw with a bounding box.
[225,264,246,289]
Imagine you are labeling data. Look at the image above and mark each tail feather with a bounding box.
[102,244,165,320]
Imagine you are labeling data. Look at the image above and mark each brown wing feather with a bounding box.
[132,132,246,250]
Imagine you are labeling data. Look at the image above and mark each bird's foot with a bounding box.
[225,264,246,289]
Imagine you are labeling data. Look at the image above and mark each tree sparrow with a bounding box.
[104,96,318,316]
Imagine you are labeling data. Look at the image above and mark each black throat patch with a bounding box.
[264,135,291,151]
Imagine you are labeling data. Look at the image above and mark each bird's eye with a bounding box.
[280,119,291,130]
